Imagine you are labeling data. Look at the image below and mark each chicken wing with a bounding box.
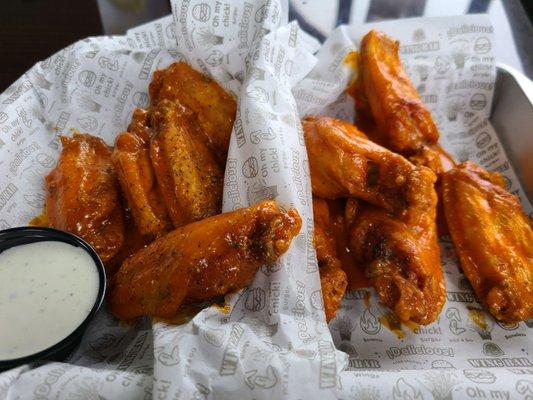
[303,116,434,219]
[347,198,445,325]
[149,62,237,164]
[313,197,348,321]
[45,133,125,265]
[150,99,224,227]
[345,51,384,144]
[349,62,454,233]
[442,162,533,322]
[349,31,452,176]
[112,109,172,237]
[360,30,439,154]
[109,200,302,319]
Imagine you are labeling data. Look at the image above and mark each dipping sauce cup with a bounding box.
[0,227,105,371]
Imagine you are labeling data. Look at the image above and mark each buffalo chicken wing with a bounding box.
[304,116,435,218]
[347,198,445,325]
[109,200,301,319]
[46,133,125,265]
[360,30,439,154]
[352,30,453,176]
[442,162,533,322]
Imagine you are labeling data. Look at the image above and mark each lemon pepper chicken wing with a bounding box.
[313,197,348,321]
[109,200,302,319]
[150,99,224,227]
[112,109,172,237]
[46,133,125,265]
[442,162,533,322]
[304,116,445,324]
[149,62,237,164]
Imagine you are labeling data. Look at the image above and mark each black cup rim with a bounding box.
[0,226,106,370]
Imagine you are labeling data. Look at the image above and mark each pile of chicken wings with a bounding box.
[45,63,302,320]
[43,31,532,325]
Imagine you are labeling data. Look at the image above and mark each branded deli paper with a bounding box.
[0,5,532,400]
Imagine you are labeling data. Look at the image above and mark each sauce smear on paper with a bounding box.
[379,312,419,339]
[468,306,488,331]
[379,312,405,339]
[29,211,48,227]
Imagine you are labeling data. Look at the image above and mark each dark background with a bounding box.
[0,0,531,92]
[0,0,107,92]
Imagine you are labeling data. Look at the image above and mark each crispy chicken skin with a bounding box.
[313,197,348,321]
[442,162,533,322]
[150,100,224,227]
[149,62,237,164]
[109,200,302,319]
[112,109,172,237]
[360,30,439,154]
[303,116,434,216]
[46,133,125,264]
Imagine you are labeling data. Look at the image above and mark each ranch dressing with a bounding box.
[0,241,99,360]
